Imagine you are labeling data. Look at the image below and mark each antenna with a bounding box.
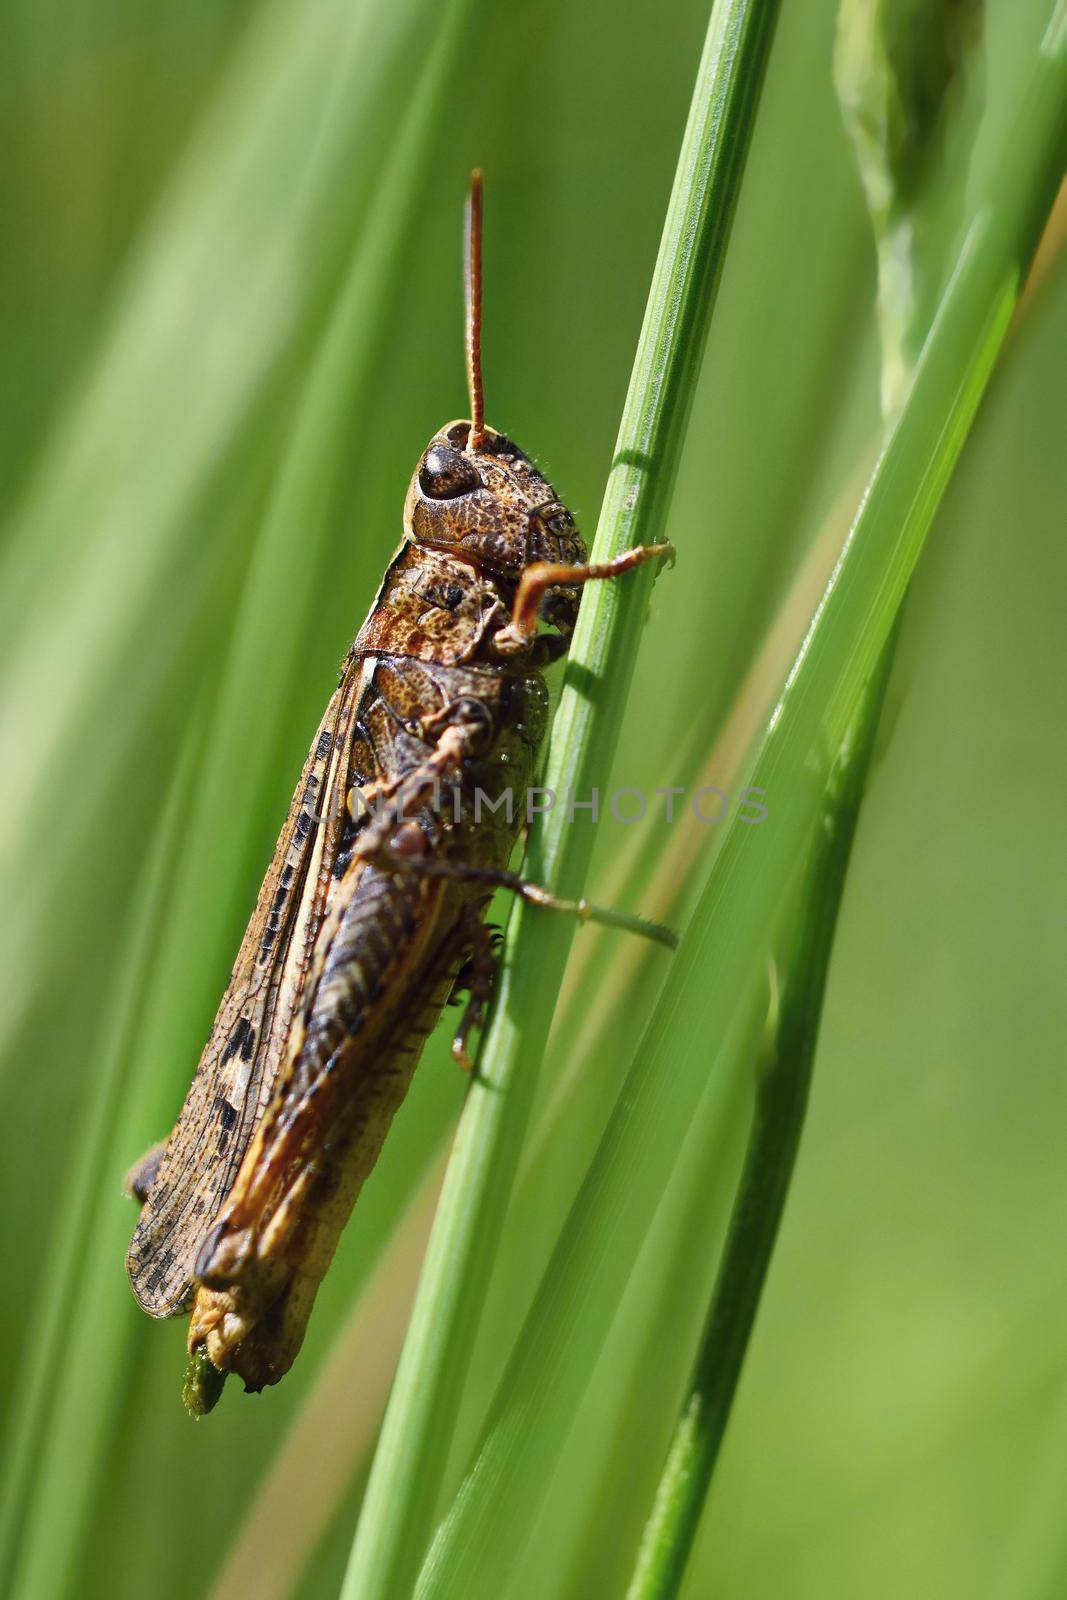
[464,169,486,450]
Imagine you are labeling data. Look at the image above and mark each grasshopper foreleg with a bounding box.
[351,713,677,953]
[351,703,677,1082]
[351,715,485,857]
[493,540,675,653]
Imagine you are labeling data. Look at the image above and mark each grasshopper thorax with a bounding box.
[403,419,585,580]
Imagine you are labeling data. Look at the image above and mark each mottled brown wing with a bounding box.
[187,857,466,1390]
[126,654,373,1316]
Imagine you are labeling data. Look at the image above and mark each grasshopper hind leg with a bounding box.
[450,914,501,1072]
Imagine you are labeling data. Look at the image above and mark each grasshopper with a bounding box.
[126,172,673,1413]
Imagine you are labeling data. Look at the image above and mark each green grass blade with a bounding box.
[625,631,898,1600]
[616,30,1026,1578]
[410,18,1066,1592]
[341,3,784,1596]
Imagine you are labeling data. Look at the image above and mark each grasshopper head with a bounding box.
[404,419,585,578]
[403,177,586,584]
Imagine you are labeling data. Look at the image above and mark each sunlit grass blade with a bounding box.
[411,19,1066,1592]
[341,3,785,1596]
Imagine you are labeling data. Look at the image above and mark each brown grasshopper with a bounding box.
[126,172,673,1413]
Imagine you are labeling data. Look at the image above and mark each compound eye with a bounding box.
[418,445,480,500]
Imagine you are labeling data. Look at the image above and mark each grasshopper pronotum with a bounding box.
[126,172,674,1413]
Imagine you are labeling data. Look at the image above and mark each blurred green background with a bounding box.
[1,0,1064,1596]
